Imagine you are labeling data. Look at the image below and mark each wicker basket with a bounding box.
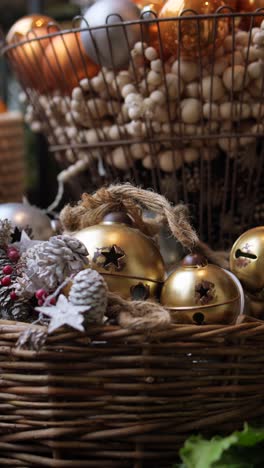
[0,111,26,203]
[3,7,264,247]
[0,317,264,468]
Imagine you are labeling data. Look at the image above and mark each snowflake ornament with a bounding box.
[36,294,88,333]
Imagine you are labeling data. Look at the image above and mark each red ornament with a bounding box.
[10,291,17,301]
[1,276,12,286]
[3,265,13,275]
[42,32,100,94]
[7,248,20,262]
[35,289,48,300]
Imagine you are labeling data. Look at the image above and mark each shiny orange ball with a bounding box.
[42,32,100,94]
[6,14,57,44]
[133,0,165,9]
[237,0,264,28]
[158,0,229,58]
[0,100,7,113]
[6,14,58,92]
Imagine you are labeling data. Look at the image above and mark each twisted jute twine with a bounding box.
[53,184,229,333]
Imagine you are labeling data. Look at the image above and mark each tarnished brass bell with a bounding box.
[230,227,264,294]
[161,254,242,325]
[73,212,165,300]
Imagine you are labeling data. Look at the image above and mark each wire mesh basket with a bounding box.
[3,6,264,247]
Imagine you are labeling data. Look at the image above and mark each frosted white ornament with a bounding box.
[80,0,141,69]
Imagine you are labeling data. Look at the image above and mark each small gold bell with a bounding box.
[161,254,242,325]
[73,212,165,300]
[230,227,264,319]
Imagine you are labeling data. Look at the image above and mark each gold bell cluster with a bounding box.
[230,226,264,320]
[74,212,165,300]
[70,211,248,325]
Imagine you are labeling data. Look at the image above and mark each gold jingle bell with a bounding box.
[73,212,165,300]
[161,254,242,325]
[230,227,264,294]
[230,226,264,320]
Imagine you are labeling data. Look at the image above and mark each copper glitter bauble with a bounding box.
[42,32,99,94]
[230,226,264,293]
[237,0,264,29]
[73,213,165,300]
[161,254,242,324]
[158,0,229,58]
[6,15,58,91]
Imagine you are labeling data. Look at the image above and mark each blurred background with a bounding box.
[0,0,83,208]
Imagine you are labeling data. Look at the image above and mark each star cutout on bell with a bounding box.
[102,245,125,268]
[93,244,126,271]
[35,294,88,333]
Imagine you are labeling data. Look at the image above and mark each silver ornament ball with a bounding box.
[0,203,55,240]
[80,0,141,69]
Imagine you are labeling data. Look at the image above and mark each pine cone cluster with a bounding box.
[69,269,108,325]
[24,235,89,291]
[0,248,32,322]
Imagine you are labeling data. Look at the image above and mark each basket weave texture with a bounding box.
[0,317,264,467]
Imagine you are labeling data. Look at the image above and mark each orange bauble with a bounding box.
[6,14,57,44]
[6,14,58,91]
[42,33,100,94]
[158,0,229,58]
[0,100,7,113]
[133,0,164,9]
[237,0,264,28]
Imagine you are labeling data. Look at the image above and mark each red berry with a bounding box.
[3,265,13,275]
[35,289,48,300]
[10,291,17,301]
[37,299,44,306]
[1,276,11,286]
[49,297,56,305]
[7,248,20,262]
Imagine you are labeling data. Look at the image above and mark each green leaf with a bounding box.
[175,425,264,468]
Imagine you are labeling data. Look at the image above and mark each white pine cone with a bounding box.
[69,269,108,325]
[23,235,89,292]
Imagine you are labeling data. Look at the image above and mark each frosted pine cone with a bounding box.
[69,269,108,325]
[23,235,89,292]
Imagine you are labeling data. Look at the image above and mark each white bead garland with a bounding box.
[23,23,264,184]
